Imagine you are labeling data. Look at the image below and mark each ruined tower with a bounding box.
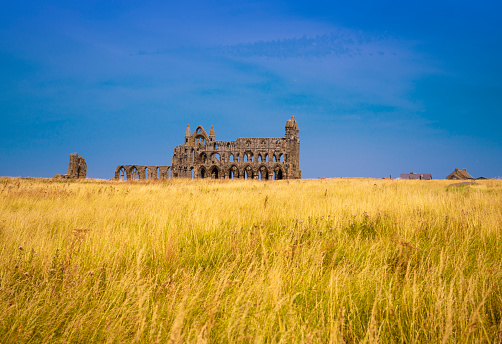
[54,153,87,179]
[68,153,87,179]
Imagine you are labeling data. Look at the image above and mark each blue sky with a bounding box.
[1,0,501,179]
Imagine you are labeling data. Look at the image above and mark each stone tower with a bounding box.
[54,153,87,179]
[68,153,87,179]
[284,116,301,179]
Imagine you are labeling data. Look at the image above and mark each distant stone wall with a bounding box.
[114,165,172,181]
[54,153,87,179]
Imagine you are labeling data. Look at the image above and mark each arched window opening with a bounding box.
[214,143,218,150]
[265,154,269,162]
[196,136,206,145]
[192,150,195,163]
[156,167,160,179]
[145,167,148,180]
[130,167,140,180]
[250,154,254,162]
[231,167,238,179]
[229,154,234,162]
[212,153,221,164]
[274,169,283,180]
[244,171,248,180]
[200,167,206,179]
[119,167,126,181]
[244,154,248,162]
[258,155,262,162]
[259,167,268,181]
[273,155,277,162]
[227,143,231,150]
[280,154,284,162]
[229,169,234,179]
[245,167,253,180]
[211,167,219,179]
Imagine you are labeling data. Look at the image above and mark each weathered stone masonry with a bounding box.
[114,116,301,180]
[54,153,87,179]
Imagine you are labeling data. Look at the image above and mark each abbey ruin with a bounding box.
[54,153,87,179]
[114,116,301,180]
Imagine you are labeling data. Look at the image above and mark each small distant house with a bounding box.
[400,172,432,180]
[446,168,474,180]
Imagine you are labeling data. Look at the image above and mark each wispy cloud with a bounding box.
[131,31,394,60]
[216,32,384,59]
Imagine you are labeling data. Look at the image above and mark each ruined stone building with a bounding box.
[114,116,301,180]
[54,153,87,179]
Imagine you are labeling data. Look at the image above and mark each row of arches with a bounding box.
[114,164,285,181]
[199,165,284,180]
[204,141,275,151]
[193,151,284,164]
[115,166,172,181]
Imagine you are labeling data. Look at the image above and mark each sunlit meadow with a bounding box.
[1,177,501,343]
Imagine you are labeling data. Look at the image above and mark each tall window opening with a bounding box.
[131,167,139,180]
[212,153,221,164]
[119,167,126,181]
[274,169,283,180]
[211,167,219,179]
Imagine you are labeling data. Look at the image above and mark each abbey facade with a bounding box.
[114,116,301,180]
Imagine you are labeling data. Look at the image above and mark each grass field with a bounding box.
[1,177,501,343]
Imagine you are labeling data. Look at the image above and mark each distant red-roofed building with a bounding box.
[400,172,432,180]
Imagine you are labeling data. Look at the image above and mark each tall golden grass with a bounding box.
[0,177,501,343]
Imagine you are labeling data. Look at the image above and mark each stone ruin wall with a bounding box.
[114,116,301,181]
[114,165,172,181]
[54,153,87,179]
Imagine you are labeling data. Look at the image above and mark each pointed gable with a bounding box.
[446,168,474,180]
